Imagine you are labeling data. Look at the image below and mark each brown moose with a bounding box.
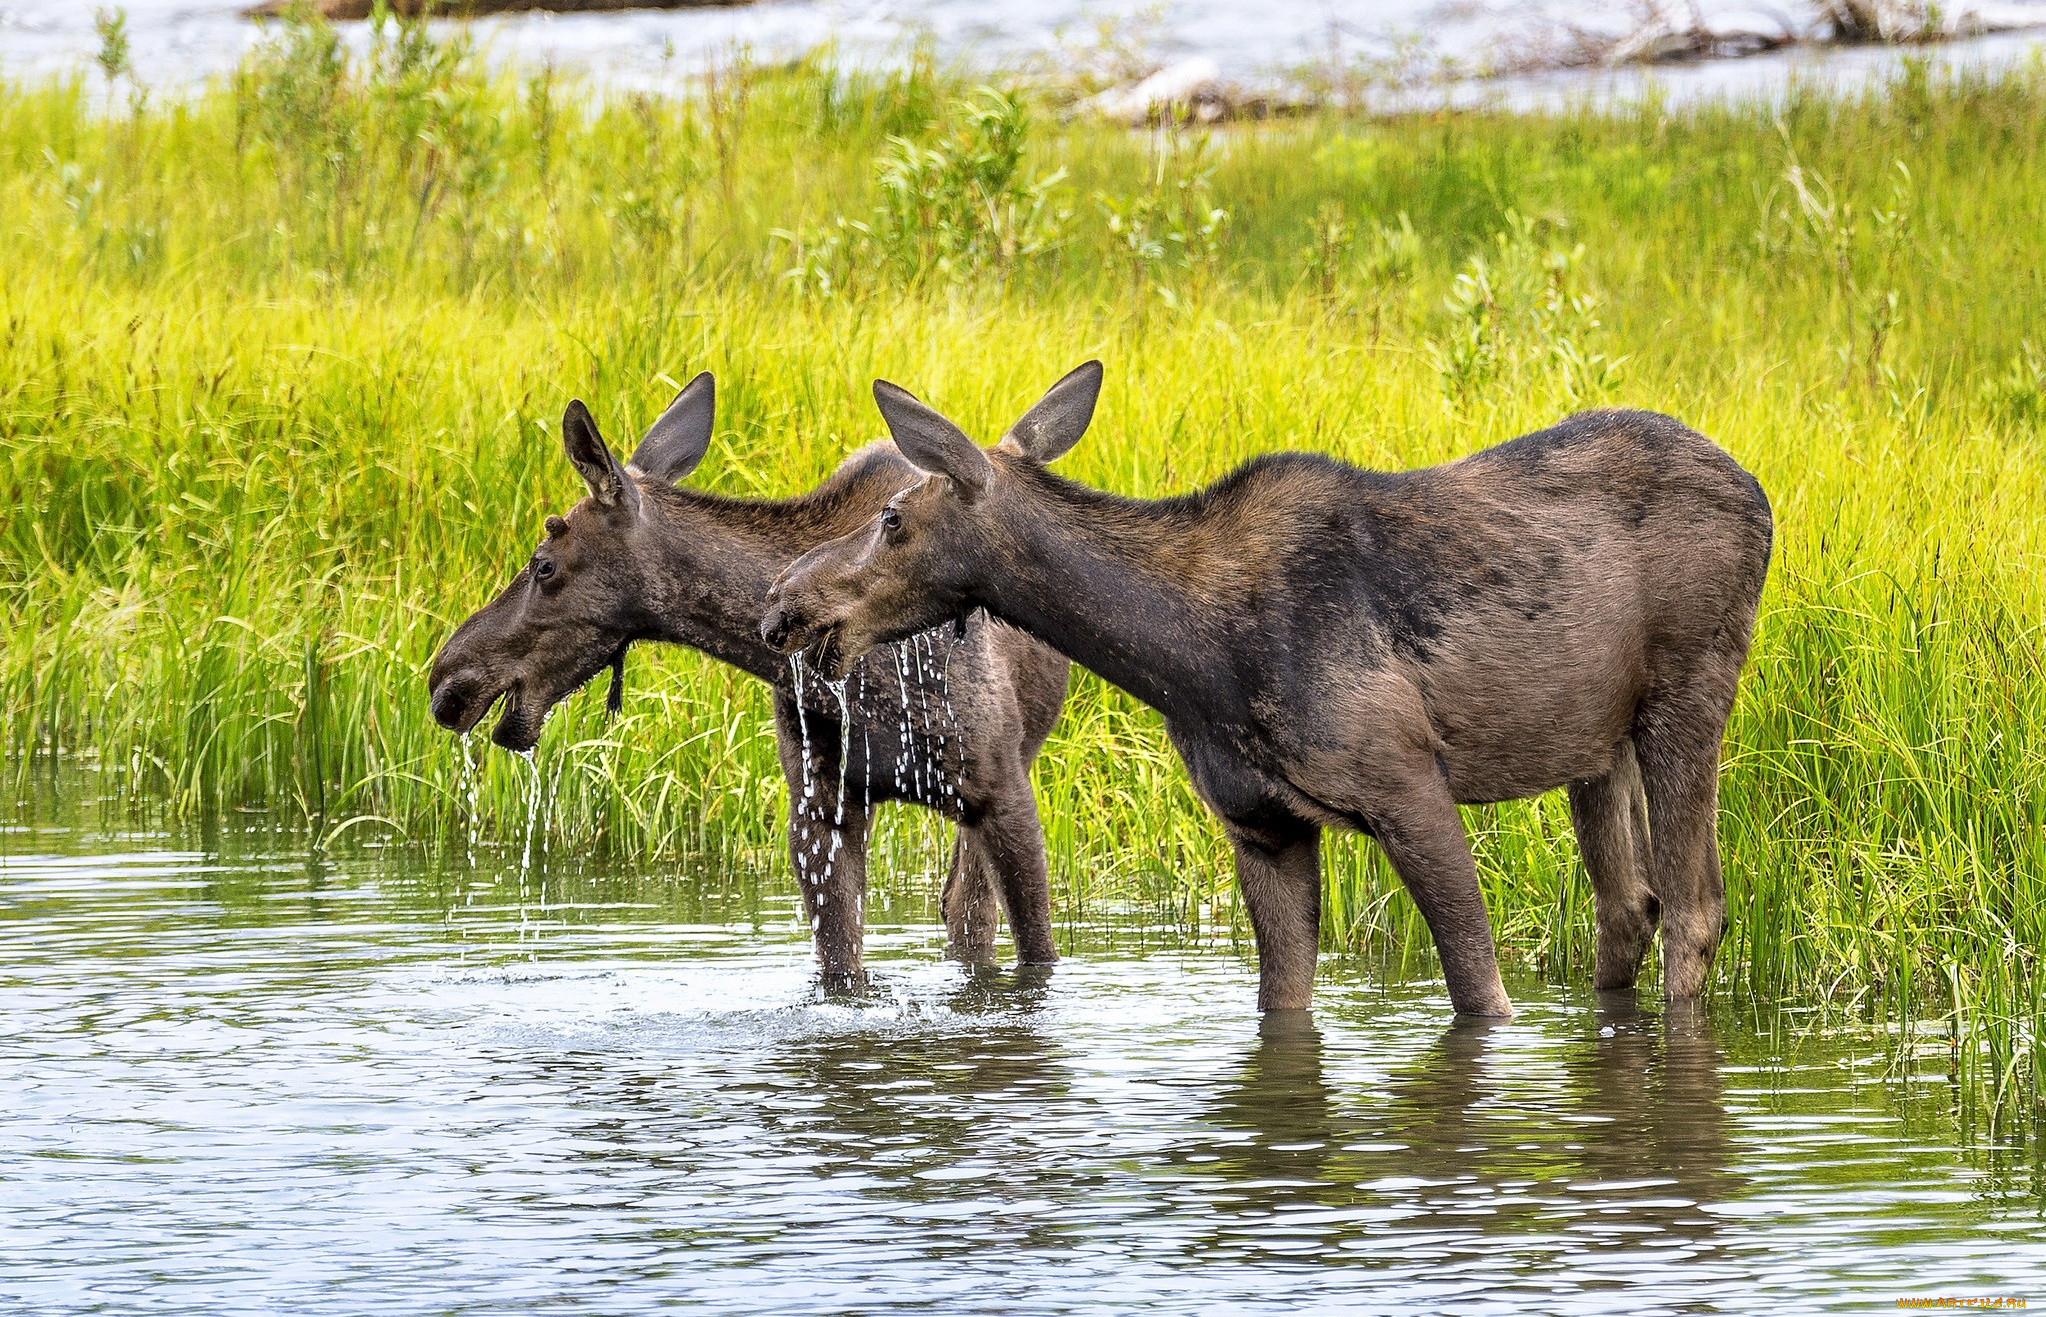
[761,362,1773,1016]
[426,375,1070,987]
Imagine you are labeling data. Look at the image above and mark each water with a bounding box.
[3,797,2045,1315]
[3,0,2044,108]
[455,735,481,871]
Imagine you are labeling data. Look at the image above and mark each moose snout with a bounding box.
[759,574,809,651]
[759,601,798,652]
[428,672,478,731]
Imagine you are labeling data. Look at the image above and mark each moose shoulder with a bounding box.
[427,374,1072,987]
[762,362,1773,1017]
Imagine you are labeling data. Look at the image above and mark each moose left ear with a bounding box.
[997,359,1103,464]
[874,379,994,499]
[629,371,715,485]
[563,399,641,513]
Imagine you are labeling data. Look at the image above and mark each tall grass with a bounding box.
[3,15,2042,1129]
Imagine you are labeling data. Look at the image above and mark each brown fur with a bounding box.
[762,362,1773,1016]
[428,380,1071,987]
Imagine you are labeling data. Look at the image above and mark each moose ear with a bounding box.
[873,379,994,498]
[997,359,1103,464]
[629,371,714,485]
[563,399,641,513]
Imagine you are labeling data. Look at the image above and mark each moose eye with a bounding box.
[880,507,903,537]
[534,560,556,581]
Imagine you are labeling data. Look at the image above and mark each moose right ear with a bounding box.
[997,359,1103,464]
[629,371,714,485]
[563,399,641,514]
[873,379,994,499]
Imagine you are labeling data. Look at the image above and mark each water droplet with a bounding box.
[789,653,815,889]
[516,747,543,882]
[826,675,852,828]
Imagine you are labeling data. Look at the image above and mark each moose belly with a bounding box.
[1416,608,1647,804]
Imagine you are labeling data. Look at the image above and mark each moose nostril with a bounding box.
[429,681,471,730]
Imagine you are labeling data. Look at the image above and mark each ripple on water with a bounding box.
[1,834,2044,1315]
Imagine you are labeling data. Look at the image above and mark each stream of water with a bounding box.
[4,0,2045,108]
[3,777,2043,1314]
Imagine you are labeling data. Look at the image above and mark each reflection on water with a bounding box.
[1183,1002,1743,1284]
[2,806,2044,1315]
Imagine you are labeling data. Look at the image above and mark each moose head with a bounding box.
[427,374,715,751]
[760,361,1104,680]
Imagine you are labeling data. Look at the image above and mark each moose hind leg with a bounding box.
[1569,738,1659,991]
[980,786,1059,966]
[1635,686,1736,1000]
[940,827,1002,966]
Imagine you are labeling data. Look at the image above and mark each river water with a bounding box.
[3,0,2046,107]
[4,780,2043,1315]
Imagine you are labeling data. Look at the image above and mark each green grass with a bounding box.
[3,15,2043,1131]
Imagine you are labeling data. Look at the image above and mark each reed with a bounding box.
[3,13,2041,1129]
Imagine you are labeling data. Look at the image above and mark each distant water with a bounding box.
[3,0,2045,108]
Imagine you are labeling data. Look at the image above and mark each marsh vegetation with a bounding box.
[3,12,2042,1135]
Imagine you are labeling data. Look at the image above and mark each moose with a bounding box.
[426,374,1072,986]
[761,362,1773,1016]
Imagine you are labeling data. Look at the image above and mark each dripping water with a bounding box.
[789,652,817,813]
[911,631,955,809]
[516,748,543,881]
[813,671,853,904]
[788,653,818,902]
[892,640,914,799]
[940,618,962,726]
[540,752,566,948]
[909,633,929,803]
[456,733,481,874]
[826,676,852,829]
[937,625,961,807]
[515,747,545,950]
[854,666,871,822]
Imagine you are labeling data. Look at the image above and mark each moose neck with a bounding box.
[969,480,1239,728]
[640,475,895,690]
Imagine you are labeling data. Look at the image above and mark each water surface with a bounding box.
[3,800,2042,1314]
[4,0,2044,108]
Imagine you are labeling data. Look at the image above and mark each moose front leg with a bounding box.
[773,692,872,992]
[788,796,873,992]
[1222,820,1323,1013]
[1361,778,1513,1018]
[1172,729,1321,1011]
